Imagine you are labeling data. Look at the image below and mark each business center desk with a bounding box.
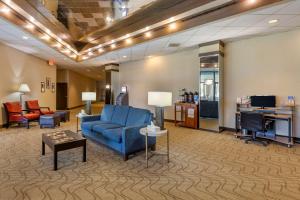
[235,107,294,147]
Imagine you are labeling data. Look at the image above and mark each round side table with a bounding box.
[140,127,169,168]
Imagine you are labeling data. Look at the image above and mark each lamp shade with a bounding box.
[82,92,96,101]
[148,91,172,107]
[18,83,30,93]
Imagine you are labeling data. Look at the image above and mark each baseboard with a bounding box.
[165,119,175,123]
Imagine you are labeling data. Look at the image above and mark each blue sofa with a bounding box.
[81,105,156,160]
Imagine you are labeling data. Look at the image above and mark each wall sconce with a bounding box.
[106,84,111,89]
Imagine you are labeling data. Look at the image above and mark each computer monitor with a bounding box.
[250,96,276,108]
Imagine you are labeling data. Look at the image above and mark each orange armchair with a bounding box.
[25,100,54,115]
[3,102,40,128]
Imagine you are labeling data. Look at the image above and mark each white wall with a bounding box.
[0,42,56,125]
[224,29,300,137]
[119,48,199,119]
[119,29,300,137]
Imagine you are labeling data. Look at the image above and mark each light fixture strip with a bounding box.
[0,0,79,56]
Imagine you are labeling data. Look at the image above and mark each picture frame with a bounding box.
[46,77,51,89]
[51,82,55,93]
[41,82,45,93]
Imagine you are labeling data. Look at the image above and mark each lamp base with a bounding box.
[85,101,92,115]
[155,107,165,130]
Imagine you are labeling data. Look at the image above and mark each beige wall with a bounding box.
[0,42,56,125]
[224,29,300,137]
[68,70,96,108]
[119,48,199,119]
[119,29,300,137]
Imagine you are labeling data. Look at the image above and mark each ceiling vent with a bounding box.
[168,43,181,48]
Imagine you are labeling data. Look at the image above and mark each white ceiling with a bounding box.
[0,0,300,80]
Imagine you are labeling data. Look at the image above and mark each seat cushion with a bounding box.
[126,107,150,126]
[81,121,109,131]
[93,123,123,134]
[102,128,123,143]
[101,105,115,122]
[23,113,40,120]
[111,106,130,126]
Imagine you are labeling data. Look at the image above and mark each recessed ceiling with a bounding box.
[0,0,299,80]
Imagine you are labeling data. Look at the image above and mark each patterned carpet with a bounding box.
[1,108,300,200]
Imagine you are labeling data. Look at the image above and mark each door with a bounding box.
[56,83,68,110]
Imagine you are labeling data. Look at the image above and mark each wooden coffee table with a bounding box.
[42,130,86,170]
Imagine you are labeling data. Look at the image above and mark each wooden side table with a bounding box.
[140,128,169,168]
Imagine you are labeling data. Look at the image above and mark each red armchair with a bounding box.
[25,100,54,115]
[3,102,40,129]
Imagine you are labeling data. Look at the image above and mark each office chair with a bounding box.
[240,112,268,146]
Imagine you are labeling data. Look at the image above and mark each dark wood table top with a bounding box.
[42,130,86,150]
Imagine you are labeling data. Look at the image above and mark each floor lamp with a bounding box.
[82,92,96,115]
[148,91,172,130]
[18,83,30,109]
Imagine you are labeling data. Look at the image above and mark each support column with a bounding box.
[105,64,119,104]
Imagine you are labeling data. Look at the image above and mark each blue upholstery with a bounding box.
[93,123,123,133]
[101,104,115,122]
[81,121,109,131]
[81,105,155,160]
[102,128,123,143]
[126,107,150,126]
[111,106,130,126]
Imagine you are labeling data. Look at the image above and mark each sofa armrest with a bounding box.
[81,115,101,122]
[122,124,156,155]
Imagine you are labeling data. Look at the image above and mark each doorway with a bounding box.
[56,83,68,110]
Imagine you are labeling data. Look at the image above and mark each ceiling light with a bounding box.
[170,17,175,22]
[41,34,50,41]
[45,29,51,34]
[29,16,35,22]
[62,49,71,54]
[268,19,279,24]
[25,23,34,30]
[123,55,127,58]
[0,7,10,13]
[106,16,113,23]
[54,43,62,48]
[248,0,256,4]
[88,51,93,56]
[145,31,152,38]
[82,56,88,60]
[22,36,28,40]
[145,26,150,31]
[111,44,116,49]
[126,38,132,44]
[98,48,104,53]
[57,38,62,42]
[169,22,177,30]
[126,34,130,38]
[70,54,76,58]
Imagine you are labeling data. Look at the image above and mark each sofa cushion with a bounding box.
[93,123,123,133]
[111,106,130,126]
[81,121,109,131]
[101,104,115,122]
[102,128,123,143]
[126,107,150,126]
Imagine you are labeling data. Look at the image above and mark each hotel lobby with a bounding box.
[0,0,300,199]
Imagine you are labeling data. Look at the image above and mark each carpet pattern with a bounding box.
[1,110,300,200]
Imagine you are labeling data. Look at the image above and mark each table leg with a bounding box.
[76,117,79,133]
[42,141,45,155]
[54,150,58,171]
[83,143,87,162]
[167,130,169,163]
[288,118,292,148]
[146,131,148,168]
